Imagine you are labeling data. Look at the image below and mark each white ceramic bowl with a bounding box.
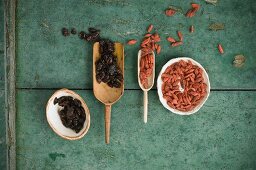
[157,57,210,115]
[46,88,90,140]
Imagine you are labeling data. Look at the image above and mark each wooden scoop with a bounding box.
[138,50,155,123]
[93,42,124,144]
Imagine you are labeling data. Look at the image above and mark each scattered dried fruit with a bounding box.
[71,28,77,34]
[209,23,225,31]
[79,31,86,39]
[147,24,154,33]
[218,44,224,54]
[167,37,176,43]
[165,9,176,16]
[177,31,183,41]
[186,3,200,18]
[161,60,207,112]
[189,25,194,33]
[171,41,183,47]
[62,28,70,36]
[88,27,100,33]
[78,27,101,41]
[144,33,152,37]
[168,5,183,13]
[191,3,200,10]
[233,54,246,68]
[127,39,137,45]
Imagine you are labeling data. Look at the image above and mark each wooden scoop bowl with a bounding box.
[138,50,155,123]
[93,42,124,144]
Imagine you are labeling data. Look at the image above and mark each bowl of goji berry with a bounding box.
[157,57,210,115]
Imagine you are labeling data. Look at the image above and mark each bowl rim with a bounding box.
[157,57,210,115]
[46,88,91,140]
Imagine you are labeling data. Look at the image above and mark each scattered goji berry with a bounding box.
[189,25,194,33]
[218,44,224,54]
[167,37,176,43]
[127,39,137,45]
[147,24,153,33]
[177,31,183,41]
[171,41,183,47]
[165,9,176,16]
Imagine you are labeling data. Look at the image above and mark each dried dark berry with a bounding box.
[62,28,70,36]
[90,32,100,41]
[79,31,86,39]
[71,28,77,34]
[107,81,114,88]
[116,74,123,81]
[54,97,58,105]
[73,99,81,107]
[96,74,102,83]
[88,27,100,33]
[113,80,121,88]
[108,65,116,75]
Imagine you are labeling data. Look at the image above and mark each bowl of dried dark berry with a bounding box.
[46,89,90,140]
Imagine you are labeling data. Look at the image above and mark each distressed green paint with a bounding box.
[0,0,7,169]
[15,0,256,89]
[0,90,6,170]
[0,53,4,89]
[48,153,66,161]
[0,0,4,88]
[0,0,4,50]
[16,90,256,169]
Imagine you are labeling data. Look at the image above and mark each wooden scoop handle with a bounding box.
[144,91,148,123]
[105,105,112,144]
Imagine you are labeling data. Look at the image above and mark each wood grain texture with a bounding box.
[0,90,6,170]
[4,0,16,169]
[16,90,256,169]
[15,0,256,89]
[0,1,6,169]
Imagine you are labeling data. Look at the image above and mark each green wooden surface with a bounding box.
[0,0,4,88]
[15,0,256,89]
[0,0,7,169]
[17,90,256,169]
[1,0,256,169]
[0,90,6,170]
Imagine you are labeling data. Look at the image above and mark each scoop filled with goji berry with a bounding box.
[157,58,210,115]
[138,49,155,123]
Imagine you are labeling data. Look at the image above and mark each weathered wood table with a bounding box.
[2,0,256,169]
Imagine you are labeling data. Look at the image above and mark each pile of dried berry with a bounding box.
[139,51,154,88]
[54,96,86,133]
[95,39,123,88]
[138,25,160,88]
[161,60,207,112]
